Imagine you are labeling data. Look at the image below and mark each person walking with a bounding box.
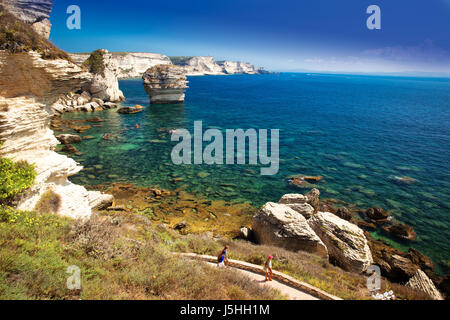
[264,255,273,281]
[217,245,229,268]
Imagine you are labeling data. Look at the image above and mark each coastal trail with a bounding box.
[176,253,342,300]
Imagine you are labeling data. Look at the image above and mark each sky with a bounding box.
[48,0,450,74]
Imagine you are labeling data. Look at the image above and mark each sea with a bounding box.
[58,73,450,274]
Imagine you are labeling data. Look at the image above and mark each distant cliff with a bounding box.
[71,52,172,79]
[70,52,269,78]
[171,56,269,76]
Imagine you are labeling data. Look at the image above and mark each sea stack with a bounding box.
[142,64,188,104]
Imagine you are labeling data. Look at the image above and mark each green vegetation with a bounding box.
[0,210,284,300]
[169,233,433,300]
[0,157,35,204]
[0,5,72,61]
[83,49,106,75]
[34,190,61,214]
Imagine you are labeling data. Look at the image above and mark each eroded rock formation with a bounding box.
[308,211,373,273]
[0,50,113,218]
[407,269,443,300]
[142,64,188,104]
[252,202,329,258]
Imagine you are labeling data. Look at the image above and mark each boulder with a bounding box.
[61,144,78,154]
[84,49,125,102]
[305,188,320,214]
[365,234,420,283]
[56,134,82,144]
[365,207,390,223]
[308,211,373,273]
[407,248,435,272]
[279,193,307,204]
[335,207,352,221]
[118,106,143,114]
[383,223,417,241]
[252,202,328,258]
[142,64,188,104]
[278,193,313,219]
[407,269,443,300]
[238,227,253,241]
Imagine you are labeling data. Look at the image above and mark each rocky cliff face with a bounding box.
[171,56,266,76]
[3,0,53,38]
[142,64,188,104]
[0,50,112,218]
[84,50,125,102]
[71,52,172,79]
[71,53,268,78]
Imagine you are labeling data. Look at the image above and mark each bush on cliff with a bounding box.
[83,49,106,76]
[0,4,71,61]
[0,157,35,204]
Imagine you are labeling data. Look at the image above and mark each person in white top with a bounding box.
[264,255,273,281]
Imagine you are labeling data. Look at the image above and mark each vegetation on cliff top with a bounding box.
[0,157,35,204]
[0,4,71,61]
[0,209,284,300]
[82,49,106,76]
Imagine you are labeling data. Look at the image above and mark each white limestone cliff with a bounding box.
[70,53,268,78]
[0,51,113,218]
[71,52,172,79]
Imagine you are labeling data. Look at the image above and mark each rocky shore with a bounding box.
[1,1,447,300]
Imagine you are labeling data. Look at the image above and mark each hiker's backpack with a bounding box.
[217,251,223,262]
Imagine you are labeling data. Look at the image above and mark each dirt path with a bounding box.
[207,262,319,300]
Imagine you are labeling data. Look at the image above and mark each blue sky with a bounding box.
[49,0,450,73]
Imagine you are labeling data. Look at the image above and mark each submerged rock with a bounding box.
[61,144,78,154]
[56,134,82,144]
[252,202,328,258]
[117,106,143,114]
[142,64,188,104]
[365,207,391,223]
[308,211,373,273]
[383,223,417,241]
[335,207,352,221]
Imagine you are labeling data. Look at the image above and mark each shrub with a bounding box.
[0,157,36,204]
[34,190,61,214]
[0,5,72,61]
[83,49,106,75]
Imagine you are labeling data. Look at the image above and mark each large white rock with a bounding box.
[252,202,328,258]
[308,211,373,273]
[406,269,443,300]
[279,193,314,219]
[86,50,125,102]
[142,64,188,104]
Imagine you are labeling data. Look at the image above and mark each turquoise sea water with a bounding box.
[59,73,450,273]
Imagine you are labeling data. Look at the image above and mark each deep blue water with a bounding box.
[61,73,450,273]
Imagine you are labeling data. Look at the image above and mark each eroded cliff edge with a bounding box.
[0,14,113,218]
